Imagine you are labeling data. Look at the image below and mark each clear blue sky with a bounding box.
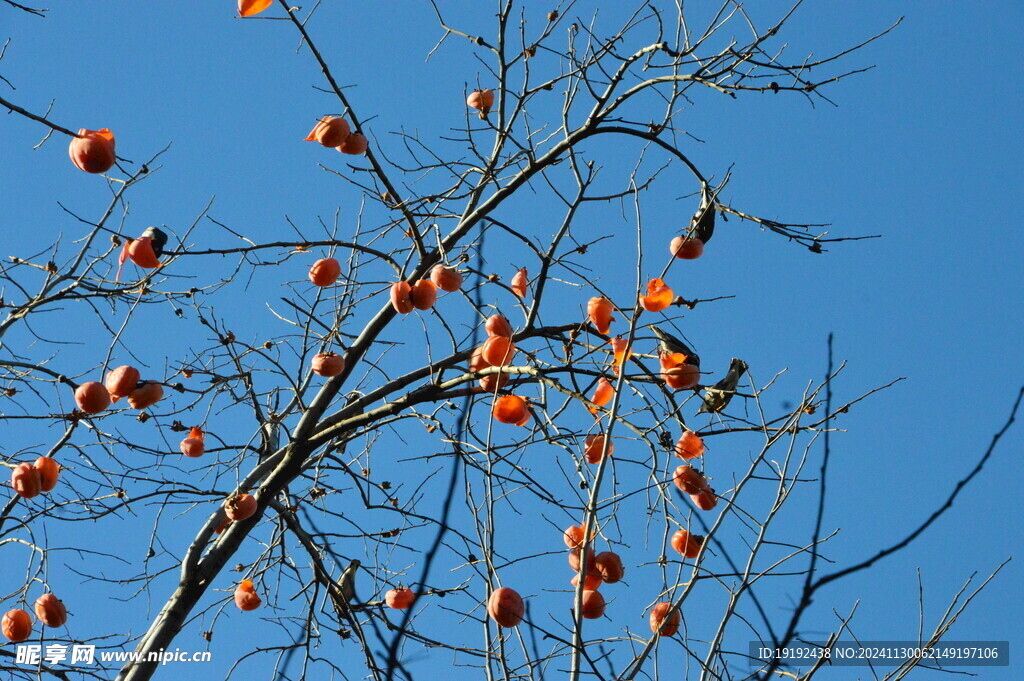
[1,1,1021,679]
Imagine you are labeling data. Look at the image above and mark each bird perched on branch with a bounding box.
[140,226,168,258]
[698,358,748,413]
[337,558,360,605]
[652,326,701,367]
[690,183,716,244]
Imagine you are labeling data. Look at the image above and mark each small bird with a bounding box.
[698,358,748,413]
[337,558,360,605]
[140,226,169,259]
[690,184,715,244]
[652,326,701,367]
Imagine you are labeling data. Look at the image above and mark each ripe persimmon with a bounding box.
[481,336,515,366]
[309,258,341,287]
[587,297,614,335]
[180,427,205,457]
[75,382,111,414]
[487,587,523,627]
[34,457,60,492]
[571,573,603,591]
[225,493,258,521]
[304,116,351,148]
[485,314,513,339]
[593,551,624,583]
[234,580,262,611]
[579,590,605,619]
[467,89,496,112]
[385,588,416,610]
[127,381,163,410]
[691,488,718,511]
[430,265,463,292]
[11,463,42,499]
[105,365,140,403]
[1,609,32,642]
[411,279,437,310]
[338,132,368,155]
[584,434,612,464]
[34,594,67,628]
[390,282,414,313]
[649,602,680,636]
[493,395,528,424]
[670,236,704,260]
[671,529,704,559]
[69,128,115,174]
[510,268,528,297]
[673,465,709,495]
[312,352,346,377]
[588,377,614,414]
[238,0,272,17]
[674,430,705,460]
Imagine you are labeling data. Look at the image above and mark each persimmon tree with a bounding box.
[1,2,1019,681]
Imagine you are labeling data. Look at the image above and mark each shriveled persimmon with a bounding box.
[640,278,673,313]
[238,0,272,17]
[588,377,614,414]
[510,267,528,297]
[587,297,614,335]
[1,609,32,642]
[610,337,632,373]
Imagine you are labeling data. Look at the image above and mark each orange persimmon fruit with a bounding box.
[105,365,140,403]
[312,352,346,377]
[671,529,704,559]
[493,395,528,425]
[304,116,351,148]
[385,588,416,610]
[649,602,680,636]
[75,381,111,414]
[510,267,528,297]
[180,427,205,457]
[430,264,464,292]
[234,580,262,611]
[225,493,258,521]
[640,278,673,313]
[674,430,705,460]
[587,297,614,335]
[34,457,59,492]
[466,89,496,112]
[11,463,42,499]
[487,587,523,627]
[309,258,341,287]
[670,235,704,260]
[1,609,32,642]
[34,594,67,628]
[69,128,115,174]
[338,132,368,155]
